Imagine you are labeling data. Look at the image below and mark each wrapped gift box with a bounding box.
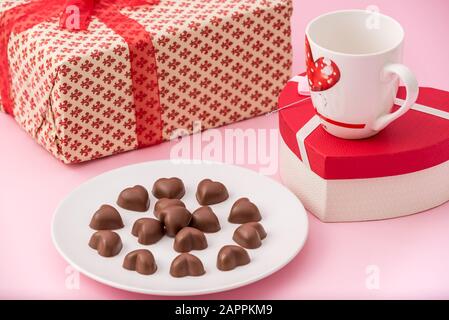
[0,0,293,163]
[279,76,449,222]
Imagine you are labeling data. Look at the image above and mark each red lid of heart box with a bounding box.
[278,78,449,180]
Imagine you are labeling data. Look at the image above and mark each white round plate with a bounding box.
[52,161,308,296]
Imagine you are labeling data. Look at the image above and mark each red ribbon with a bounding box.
[0,0,162,147]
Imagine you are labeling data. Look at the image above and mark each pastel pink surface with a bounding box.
[1,0,449,299]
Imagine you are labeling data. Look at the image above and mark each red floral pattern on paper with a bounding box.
[0,0,293,163]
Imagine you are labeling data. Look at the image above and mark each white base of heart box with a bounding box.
[279,139,449,222]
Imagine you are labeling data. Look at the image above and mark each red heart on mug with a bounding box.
[305,36,341,92]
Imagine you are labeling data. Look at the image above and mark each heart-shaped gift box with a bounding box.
[278,76,449,222]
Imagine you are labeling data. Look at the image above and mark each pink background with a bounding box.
[1,0,449,299]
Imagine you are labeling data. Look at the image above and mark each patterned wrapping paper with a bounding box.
[0,0,293,163]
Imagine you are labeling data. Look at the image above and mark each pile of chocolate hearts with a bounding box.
[88,177,267,277]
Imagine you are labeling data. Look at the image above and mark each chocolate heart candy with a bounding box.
[232,222,267,249]
[196,179,229,205]
[123,249,157,275]
[190,206,221,233]
[152,177,185,199]
[159,206,192,237]
[89,204,124,230]
[132,218,165,245]
[170,253,206,278]
[174,227,208,253]
[88,231,122,257]
[228,198,261,224]
[117,185,149,212]
[154,198,185,218]
[217,245,250,271]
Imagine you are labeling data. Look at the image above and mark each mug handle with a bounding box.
[371,64,419,131]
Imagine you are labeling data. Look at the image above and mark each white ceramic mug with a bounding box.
[305,10,419,139]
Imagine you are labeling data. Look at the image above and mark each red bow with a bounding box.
[60,0,159,31]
